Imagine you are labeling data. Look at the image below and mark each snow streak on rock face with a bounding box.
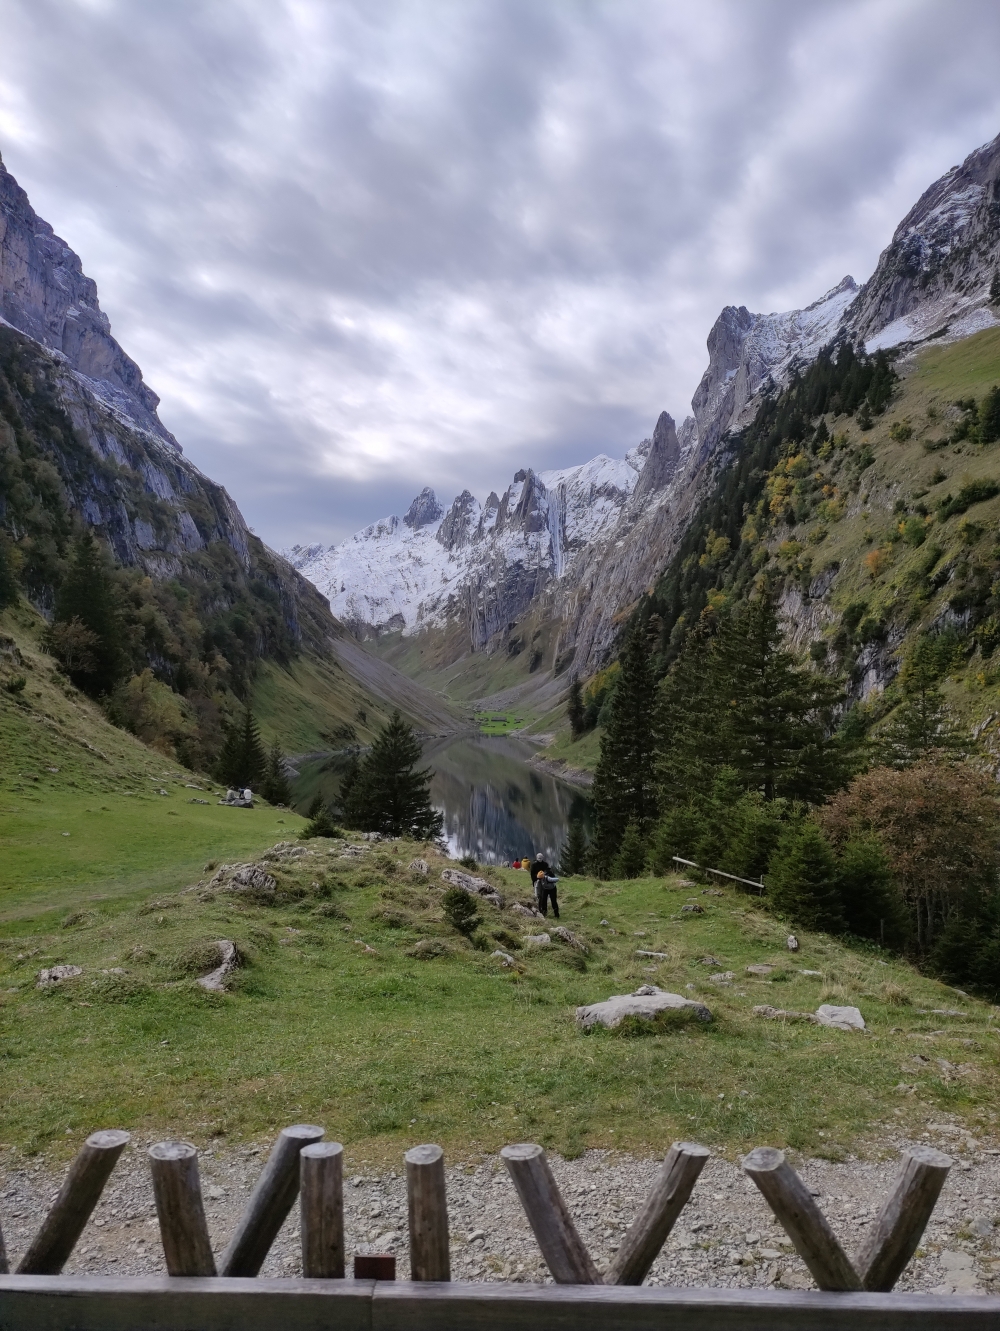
[845,131,1000,353]
[287,451,645,642]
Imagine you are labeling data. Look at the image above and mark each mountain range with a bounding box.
[289,132,1000,696]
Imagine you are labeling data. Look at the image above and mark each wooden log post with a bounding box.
[742,1147,861,1291]
[607,1141,710,1285]
[219,1124,325,1277]
[0,1214,8,1276]
[856,1145,952,1291]
[405,1144,450,1282]
[300,1142,345,1279]
[500,1144,600,1285]
[16,1129,131,1275]
[148,1141,217,1277]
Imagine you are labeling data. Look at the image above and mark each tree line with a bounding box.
[568,592,1000,999]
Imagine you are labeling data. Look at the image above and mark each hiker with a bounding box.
[513,858,521,869]
[530,851,559,918]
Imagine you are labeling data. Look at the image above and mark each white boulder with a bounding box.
[576,984,712,1029]
[815,1004,865,1031]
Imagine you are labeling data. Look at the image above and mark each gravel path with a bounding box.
[2,1129,998,1293]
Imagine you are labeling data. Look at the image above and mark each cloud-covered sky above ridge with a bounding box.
[2,0,1000,547]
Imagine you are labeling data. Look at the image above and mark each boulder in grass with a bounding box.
[524,933,551,949]
[491,950,516,968]
[753,1004,818,1024]
[746,964,775,976]
[552,926,587,952]
[440,868,503,907]
[815,1004,865,1031]
[408,858,429,875]
[576,984,712,1029]
[36,964,82,988]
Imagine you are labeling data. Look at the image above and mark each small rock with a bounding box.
[36,965,83,988]
[753,1005,818,1023]
[746,964,775,976]
[408,859,429,875]
[969,1216,993,1238]
[188,798,209,804]
[552,926,587,952]
[491,950,516,967]
[786,935,799,951]
[699,956,723,967]
[206,1186,224,1200]
[441,868,504,907]
[467,1229,486,1243]
[511,902,543,918]
[524,934,551,948]
[702,888,724,896]
[800,969,822,976]
[710,971,736,983]
[680,904,704,914]
[815,1004,865,1031]
[351,1176,363,1187]
[760,1248,783,1260]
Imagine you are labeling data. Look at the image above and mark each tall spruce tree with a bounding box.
[589,622,658,874]
[261,736,292,805]
[655,613,726,804]
[216,707,267,789]
[875,638,964,767]
[344,710,443,838]
[567,677,585,738]
[559,818,589,874]
[712,594,844,801]
[766,820,844,933]
[49,532,127,695]
[0,537,18,611]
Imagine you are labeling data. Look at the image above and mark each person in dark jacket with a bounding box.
[530,852,559,918]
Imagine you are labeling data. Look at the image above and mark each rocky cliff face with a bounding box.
[843,132,1000,352]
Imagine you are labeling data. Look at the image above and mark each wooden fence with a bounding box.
[1,1124,998,1329]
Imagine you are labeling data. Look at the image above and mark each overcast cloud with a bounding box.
[2,0,1000,546]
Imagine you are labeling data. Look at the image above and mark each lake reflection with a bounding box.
[424,734,591,865]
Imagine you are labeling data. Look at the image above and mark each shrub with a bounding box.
[610,823,647,879]
[937,480,1000,521]
[980,385,1000,443]
[442,887,480,936]
[3,674,26,694]
[888,420,913,442]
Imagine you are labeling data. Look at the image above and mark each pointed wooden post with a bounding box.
[857,1146,952,1291]
[148,1141,216,1276]
[219,1124,324,1277]
[17,1129,130,1275]
[742,1146,861,1291]
[607,1141,710,1285]
[500,1144,600,1284]
[405,1144,450,1281]
[300,1141,345,1278]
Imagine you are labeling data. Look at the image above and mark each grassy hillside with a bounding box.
[2,834,996,1161]
[0,602,307,926]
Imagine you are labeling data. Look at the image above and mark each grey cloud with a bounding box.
[2,0,1000,546]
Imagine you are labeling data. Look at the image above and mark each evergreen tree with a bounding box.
[610,822,647,879]
[559,818,589,874]
[442,886,480,937]
[567,676,585,738]
[874,639,964,767]
[344,710,443,838]
[48,532,127,695]
[712,594,844,802]
[589,623,658,874]
[337,749,360,817]
[655,614,726,805]
[0,537,18,611]
[261,736,292,805]
[836,835,907,946]
[979,385,1000,444]
[216,706,267,789]
[300,793,341,839]
[857,402,874,431]
[766,820,844,933]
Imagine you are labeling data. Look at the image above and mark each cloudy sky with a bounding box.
[2,0,1000,547]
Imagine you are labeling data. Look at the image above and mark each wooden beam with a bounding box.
[3,1275,1000,1331]
[405,1145,450,1282]
[742,1146,861,1291]
[606,1141,710,1285]
[219,1124,325,1277]
[499,1144,600,1285]
[299,1142,344,1279]
[16,1130,131,1275]
[148,1141,216,1277]
[857,1146,953,1291]
[0,1214,7,1276]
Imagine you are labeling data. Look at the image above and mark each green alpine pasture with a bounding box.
[2,837,997,1165]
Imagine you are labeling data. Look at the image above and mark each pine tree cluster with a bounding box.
[342,710,443,840]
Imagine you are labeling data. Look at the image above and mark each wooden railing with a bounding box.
[1,1123,997,1329]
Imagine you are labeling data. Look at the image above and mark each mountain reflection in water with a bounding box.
[424,734,592,865]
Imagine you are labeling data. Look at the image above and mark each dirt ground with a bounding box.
[3,1123,999,1293]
